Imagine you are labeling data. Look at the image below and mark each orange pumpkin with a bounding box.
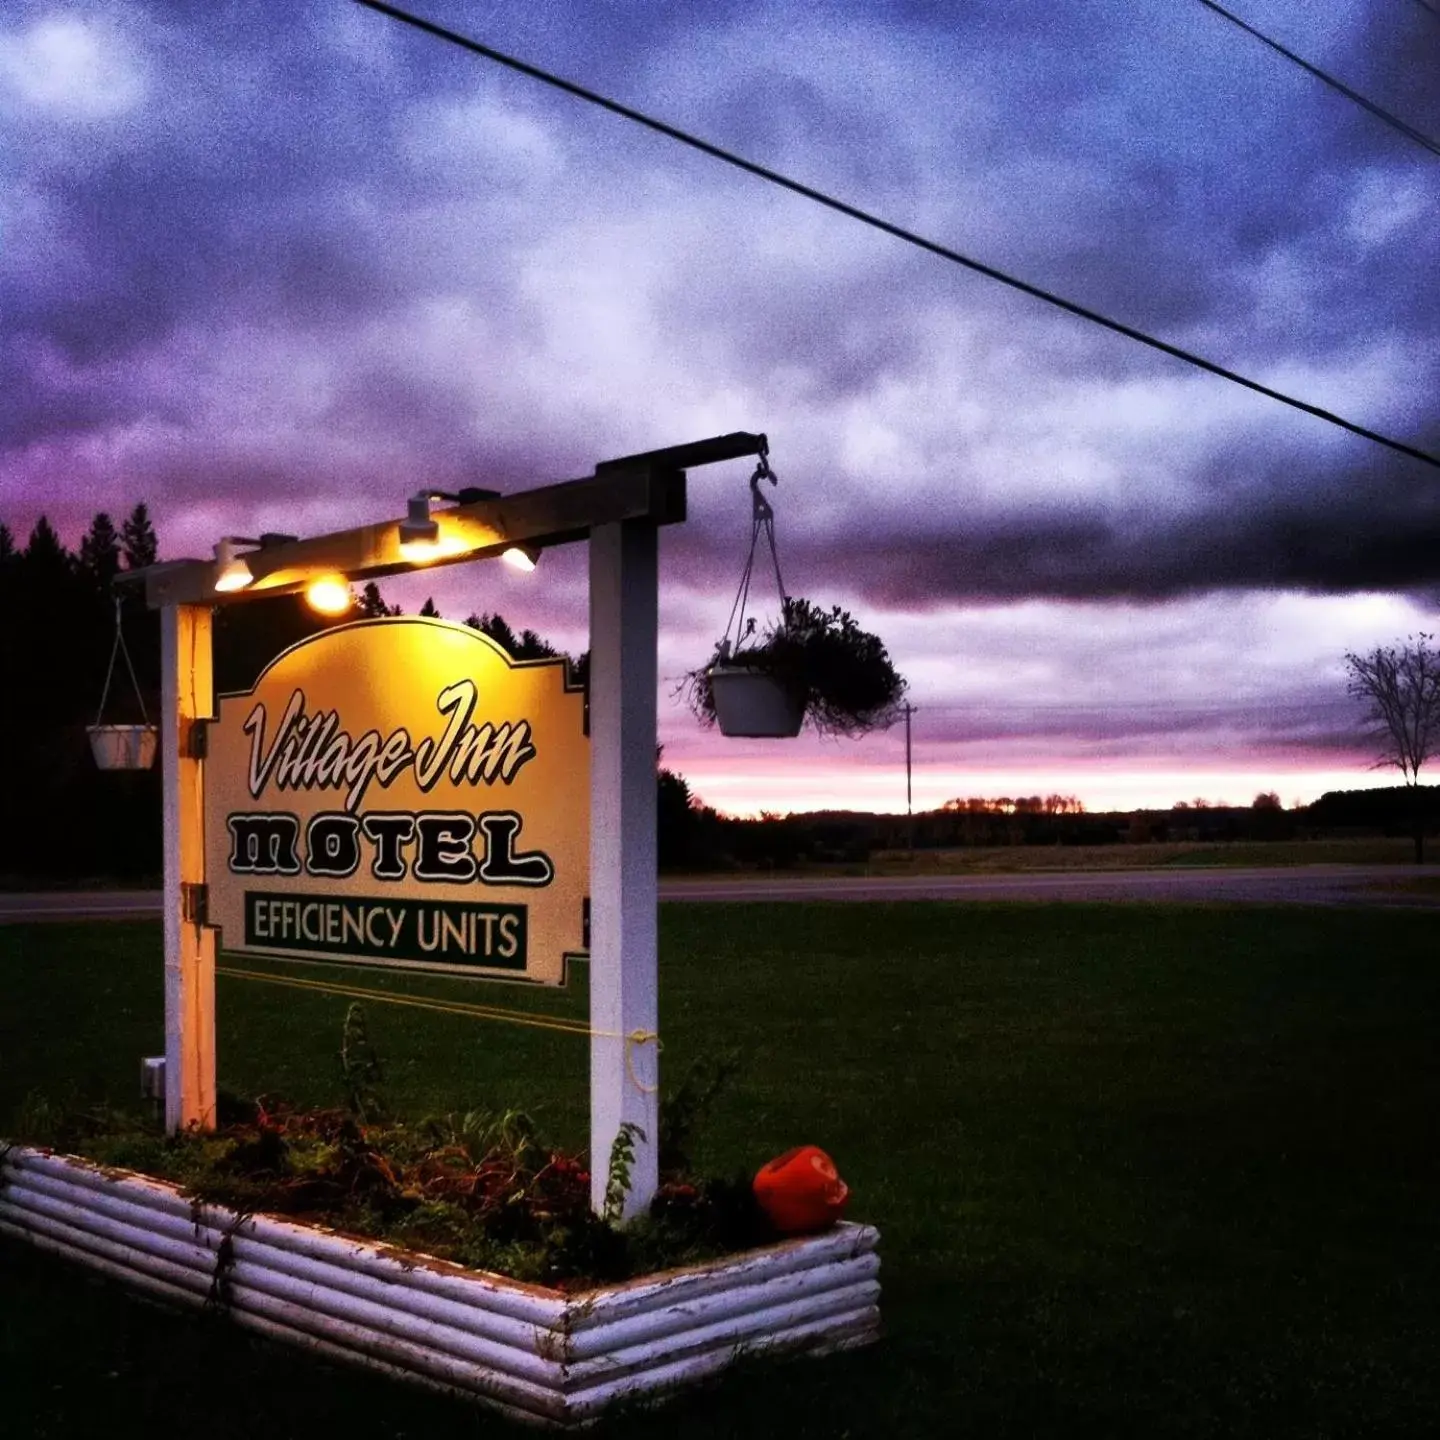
[753,1145,849,1234]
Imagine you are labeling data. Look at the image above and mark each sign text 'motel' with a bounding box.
[205,617,588,984]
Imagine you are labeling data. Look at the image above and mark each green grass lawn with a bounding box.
[3,903,1439,1437]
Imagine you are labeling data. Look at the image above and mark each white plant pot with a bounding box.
[0,1146,880,1426]
[708,665,805,738]
[86,724,158,771]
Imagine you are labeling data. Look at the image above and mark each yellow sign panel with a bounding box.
[205,617,588,985]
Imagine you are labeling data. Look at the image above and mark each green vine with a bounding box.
[603,1121,645,1224]
[338,1003,388,1124]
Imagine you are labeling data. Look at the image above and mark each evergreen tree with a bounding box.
[80,512,122,593]
[467,610,519,653]
[658,764,700,870]
[121,503,158,570]
[24,515,70,572]
[357,581,401,618]
[0,523,15,622]
[22,517,78,633]
[419,597,441,618]
[466,610,562,661]
[18,516,86,730]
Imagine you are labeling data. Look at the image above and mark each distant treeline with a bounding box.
[1,511,1432,882]
[1306,786,1440,834]
[659,787,1439,872]
[657,793,1295,871]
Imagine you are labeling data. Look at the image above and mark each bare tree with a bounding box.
[1344,633,1440,863]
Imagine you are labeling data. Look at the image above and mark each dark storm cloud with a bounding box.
[922,703,1364,755]
[4,0,1438,612]
[767,442,1440,605]
[845,503,1440,602]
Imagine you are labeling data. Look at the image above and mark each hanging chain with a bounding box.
[721,439,788,657]
[94,596,150,727]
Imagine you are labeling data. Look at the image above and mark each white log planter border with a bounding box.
[0,1146,880,1426]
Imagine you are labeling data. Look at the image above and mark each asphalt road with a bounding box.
[659,864,1438,906]
[0,865,1435,923]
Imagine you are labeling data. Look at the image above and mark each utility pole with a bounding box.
[903,702,916,850]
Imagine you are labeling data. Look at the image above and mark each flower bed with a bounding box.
[0,1144,880,1426]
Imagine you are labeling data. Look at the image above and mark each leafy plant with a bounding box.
[603,1120,645,1224]
[9,1091,64,1148]
[338,1003,388,1124]
[683,596,907,738]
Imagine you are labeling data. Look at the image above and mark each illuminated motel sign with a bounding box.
[205,618,588,985]
[138,431,767,1215]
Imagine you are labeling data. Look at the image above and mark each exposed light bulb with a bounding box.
[399,532,471,564]
[398,532,442,562]
[305,576,354,616]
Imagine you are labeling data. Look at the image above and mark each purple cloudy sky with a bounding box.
[4,0,1438,814]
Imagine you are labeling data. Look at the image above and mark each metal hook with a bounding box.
[749,456,777,521]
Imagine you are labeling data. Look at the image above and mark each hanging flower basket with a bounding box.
[683,447,907,740]
[689,601,906,740]
[707,663,805,738]
[88,598,155,770]
[86,723,158,771]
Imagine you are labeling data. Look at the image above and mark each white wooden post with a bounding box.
[588,518,660,1217]
[161,603,216,1132]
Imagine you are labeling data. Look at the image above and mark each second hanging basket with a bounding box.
[88,723,159,771]
[87,598,157,770]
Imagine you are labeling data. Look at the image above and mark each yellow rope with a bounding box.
[625,1035,660,1095]
[216,964,661,1090]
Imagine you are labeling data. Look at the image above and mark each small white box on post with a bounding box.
[588,515,660,1218]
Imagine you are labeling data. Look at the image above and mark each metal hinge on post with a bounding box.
[181,883,209,925]
[186,718,210,760]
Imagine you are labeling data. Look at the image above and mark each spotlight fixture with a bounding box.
[213,536,259,593]
[212,532,299,594]
[397,493,441,561]
[305,575,354,616]
[396,487,504,564]
[501,543,541,573]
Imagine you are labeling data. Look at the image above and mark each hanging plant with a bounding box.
[685,598,908,739]
[681,447,907,739]
[87,596,158,770]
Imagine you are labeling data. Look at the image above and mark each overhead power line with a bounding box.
[353,0,1440,472]
[1196,0,1440,160]
[920,698,1357,715]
